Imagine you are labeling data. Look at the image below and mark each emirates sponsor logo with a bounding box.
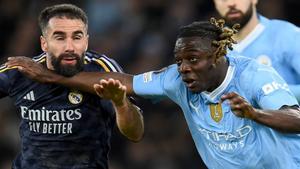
[20,106,82,134]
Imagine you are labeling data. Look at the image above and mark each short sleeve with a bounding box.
[133,64,180,100]
[250,65,298,109]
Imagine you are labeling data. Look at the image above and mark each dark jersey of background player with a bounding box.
[0,51,127,169]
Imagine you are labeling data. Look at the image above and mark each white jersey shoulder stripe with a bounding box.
[98,56,118,72]
[85,52,123,72]
[33,54,46,63]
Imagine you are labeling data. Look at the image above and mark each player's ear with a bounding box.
[252,0,258,6]
[40,36,48,52]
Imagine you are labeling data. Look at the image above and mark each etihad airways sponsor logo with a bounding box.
[197,125,252,152]
[20,106,82,134]
[198,125,252,141]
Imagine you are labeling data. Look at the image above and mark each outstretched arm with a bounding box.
[221,92,300,133]
[94,78,143,142]
[6,56,143,141]
[57,71,134,95]
[6,56,135,95]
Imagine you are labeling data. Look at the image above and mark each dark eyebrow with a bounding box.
[73,30,84,36]
[52,31,66,36]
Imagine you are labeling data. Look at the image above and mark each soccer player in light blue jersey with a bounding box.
[213,0,300,102]
[6,19,300,168]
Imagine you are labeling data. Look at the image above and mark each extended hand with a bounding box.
[93,78,127,106]
[5,56,56,83]
[221,92,257,119]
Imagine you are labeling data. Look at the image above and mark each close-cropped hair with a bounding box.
[38,4,88,35]
[177,18,239,63]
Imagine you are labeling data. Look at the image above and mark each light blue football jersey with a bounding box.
[133,55,300,169]
[230,15,300,100]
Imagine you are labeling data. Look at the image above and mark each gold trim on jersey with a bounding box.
[0,66,15,73]
[209,103,223,123]
[33,54,46,63]
[93,59,111,72]
[37,58,46,63]
[84,59,88,64]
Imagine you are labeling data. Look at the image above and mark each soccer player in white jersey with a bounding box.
[7,18,300,168]
[213,0,300,102]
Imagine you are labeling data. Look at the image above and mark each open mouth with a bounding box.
[183,79,196,88]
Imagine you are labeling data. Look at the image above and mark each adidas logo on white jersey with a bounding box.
[23,91,35,101]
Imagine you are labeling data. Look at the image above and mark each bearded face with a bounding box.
[49,52,84,77]
[40,17,89,77]
[214,0,255,29]
[224,4,253,28]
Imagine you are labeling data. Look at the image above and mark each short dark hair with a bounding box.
[177,18,239,63]
[38,4,88,35]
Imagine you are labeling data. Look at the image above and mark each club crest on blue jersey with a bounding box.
[68,90,83,104]
[257,55,272,66]
[209,103,223,123]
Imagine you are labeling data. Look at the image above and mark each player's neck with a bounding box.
[46,54,55,70]
[234,11,259,42]
[208,58,229,92]
[217,58,229,87]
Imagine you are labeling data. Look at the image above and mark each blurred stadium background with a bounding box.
[0,0,299,168]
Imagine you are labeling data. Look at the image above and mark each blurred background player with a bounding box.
[213,0,300,102]
[0,4,144,169]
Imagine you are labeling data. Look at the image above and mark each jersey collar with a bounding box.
[201,61,235,103]
[232,15,267,53]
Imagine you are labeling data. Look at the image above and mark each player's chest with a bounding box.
[12,83,85,107]
[13,83,110,135]
[186,93,249,131]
